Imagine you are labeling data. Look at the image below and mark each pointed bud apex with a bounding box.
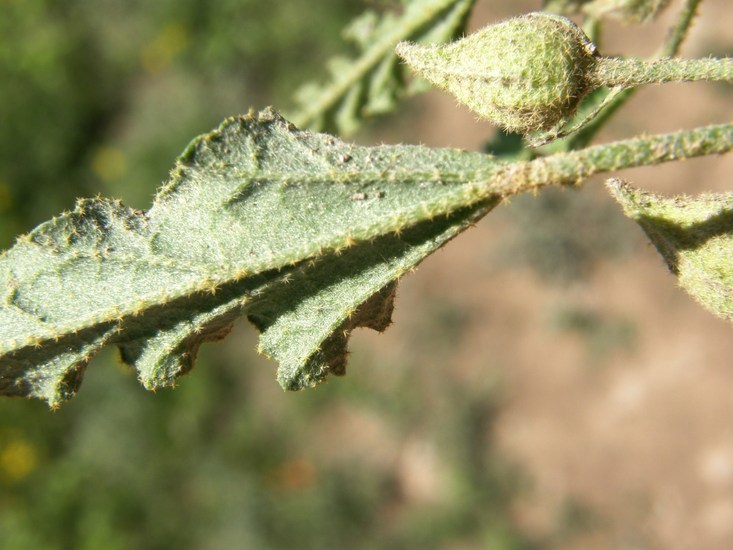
[608,179,733,323]
[396,12,599,134]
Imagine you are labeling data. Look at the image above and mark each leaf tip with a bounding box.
[607,179,733,324]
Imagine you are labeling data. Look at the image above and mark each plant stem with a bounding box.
[562,0,703,150]
[290,0,467,130]
[590,56,733,88]
[493,122,733,196]
[659,0,702,58]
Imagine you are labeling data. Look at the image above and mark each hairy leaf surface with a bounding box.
[0,108,499,405]
[608,179,733,322]
[3,109,729,406]
[289,0,475,135]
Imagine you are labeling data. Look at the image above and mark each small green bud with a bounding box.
[608,179,733,323]
[396,12,599,135]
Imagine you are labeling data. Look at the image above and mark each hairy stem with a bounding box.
[563,0,704,150]
[591,56,733,88]
[493,122,733,196]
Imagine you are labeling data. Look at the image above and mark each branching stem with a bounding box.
[547,0,705,149]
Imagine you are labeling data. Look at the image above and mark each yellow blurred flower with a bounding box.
[91,147,127,182]
[0,438,38,483]
[0,181,12,213]
[140,22,190,74]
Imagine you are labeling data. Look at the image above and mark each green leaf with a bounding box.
[0,108,500,406]
[288,0,475,136]
[248,203,492,390]
[3,109,731,406]
[607,179,733,323]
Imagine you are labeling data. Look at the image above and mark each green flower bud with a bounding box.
[396,12,599,135]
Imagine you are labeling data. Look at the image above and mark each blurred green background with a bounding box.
[0,1,542,548]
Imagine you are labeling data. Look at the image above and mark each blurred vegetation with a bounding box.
[0,2,557,548]
[495,187,635,284]
[548,305,637,364]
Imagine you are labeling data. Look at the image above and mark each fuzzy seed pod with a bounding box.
[396,12,599,135]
